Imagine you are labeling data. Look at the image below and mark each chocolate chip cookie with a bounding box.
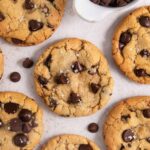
[112,6,150,84]
[42,134,100,150]
[0,49,4,80]
[104,96,150,150]
[34,38,114,117]
[0,0,66,46]
[0,92,43,150]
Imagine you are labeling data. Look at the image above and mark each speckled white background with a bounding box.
[0,0,150,149]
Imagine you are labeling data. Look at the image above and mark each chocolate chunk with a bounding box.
[11,38,24,44]
[44,54,52,68]
[55,73,69,84]
[13,133,28,147]
[143,109,150,118]
[122,129,135,142]
[88,123,99,133]
[38,76,48,85]
[23,58,34,68]
[24,0,34,10]
[4,102,19,114]
[134,68,147,77]
[29,20,44,31]
[9,118,22,132]
[140,49,150,57]
[139,16,150,28]
[71,61,86,73]
[121,114,131,122]
[120,32,131,45]
[49,99,57,110]
[68,92,81,104]
[90,83,100,93]
[22,123,32,133]
[9,72,21,82]
[79,144,93,150]
[0,119,3,128]
[146,137,150,143]
[19,109,32,122]
[0,12,5,22]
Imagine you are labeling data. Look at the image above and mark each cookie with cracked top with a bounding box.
[34,38,114,117]
[113,6,150,84]
[104,96,150,150]
[42,134,101,150]
[0,49,4,80]
[0,92,43,150]
[0,0,66,46]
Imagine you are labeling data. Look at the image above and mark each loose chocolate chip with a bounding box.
[90,83,100,93]
[120,32,132,45]
[23,58,34,68]
[71,61,86,73]
[0,119,3,128]
[0,12,5,22]
[24,0,34,10]
[116,0,128,7]
[140,49,150,57]
[29,20,44,32]
[11,38,24,44]
[44,54,52,68]
[134,68,147,77]
[49,99,57,111]
[38,76,48,85]
[122,129,135,142]
[121,114,131,122]
[139,16,150,28]
[13,133,28,147]
[146,137,150,143]
[9,72,21,82]
[22,123,32,133]
[55,73,69,84]
[79,144,93,150]
[88,123,99,133]
[19,109,32,122]
[68,92,81,104]
[90,0,100,5]
[4,102,19,114]
[9,118,22,132]
[143,109,150,118]
[99,0,112,6]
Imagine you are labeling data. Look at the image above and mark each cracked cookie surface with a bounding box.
[113,6,150,84]
[34,38,114,117]
[0,0,66,46]
[0,49,4,80]
[0,92,43,150]
[104,96,150,150]
[42,134,101,150]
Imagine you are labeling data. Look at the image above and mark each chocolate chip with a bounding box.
[139,16,150,28]
[116,0,128,7]
[120,144,125,150]
[11,38,24,44]
[9,72,21,82]
[19,109,32,122]
[120,32,132,45]
[88,123,99,133]
[134,68,147,77]
[0,119,3,128]
[41,5,49,16]
[90,83,100,93]
[68,92,81,104]
[122,129,135,142]
[22,123,32,133]
[71,61,86,73]
[13,133,28,147]
[100,0,112,6]
[0,12,5,22]
[29,20,44,32]
[121,114,131,122]
[44,54,52,68]
[4,102,19,114]
[49,99,57,111]
[23,58,34,68]
[140,49,150,57]
[79,144,93,150]
[38,76,48,85]
[90,0,100,5]
[143,109,150,118]
[9,118,22,132]
[47,23,55,31]
[55,73,69,84]
[146,137,150,143]
[24,0,34,10]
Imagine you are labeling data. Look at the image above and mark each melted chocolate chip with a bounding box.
[55,73,69,84]
[146,137,150,143]
[13,133,28,147]
[134,68,147,77]
[29,20,44,31]
[22,123,32,133]
[143,109,150,118]
[139,16,150,28]
[79,144,93,150]
[23,58,34,68]
[88,123,99,133]
[44,54,52,68]
[4,102,19,114]
[90,83,100,93]
[49,99,57,111]
[68,92,81,104]
[9,72,21,82]
[121,114,131,122]
[0,12,5,22]
[9,118,22,132]
[11,38,24,44]
[120,32,131,45]
[71,61,86,73]
[140,49,150,57]
[122,129,135,142]
[24,0,34,10]
[38,76,48,85]
[0,119,3,128]
[19,109,32,122]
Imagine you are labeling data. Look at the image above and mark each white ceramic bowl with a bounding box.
[73,0,141,22]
